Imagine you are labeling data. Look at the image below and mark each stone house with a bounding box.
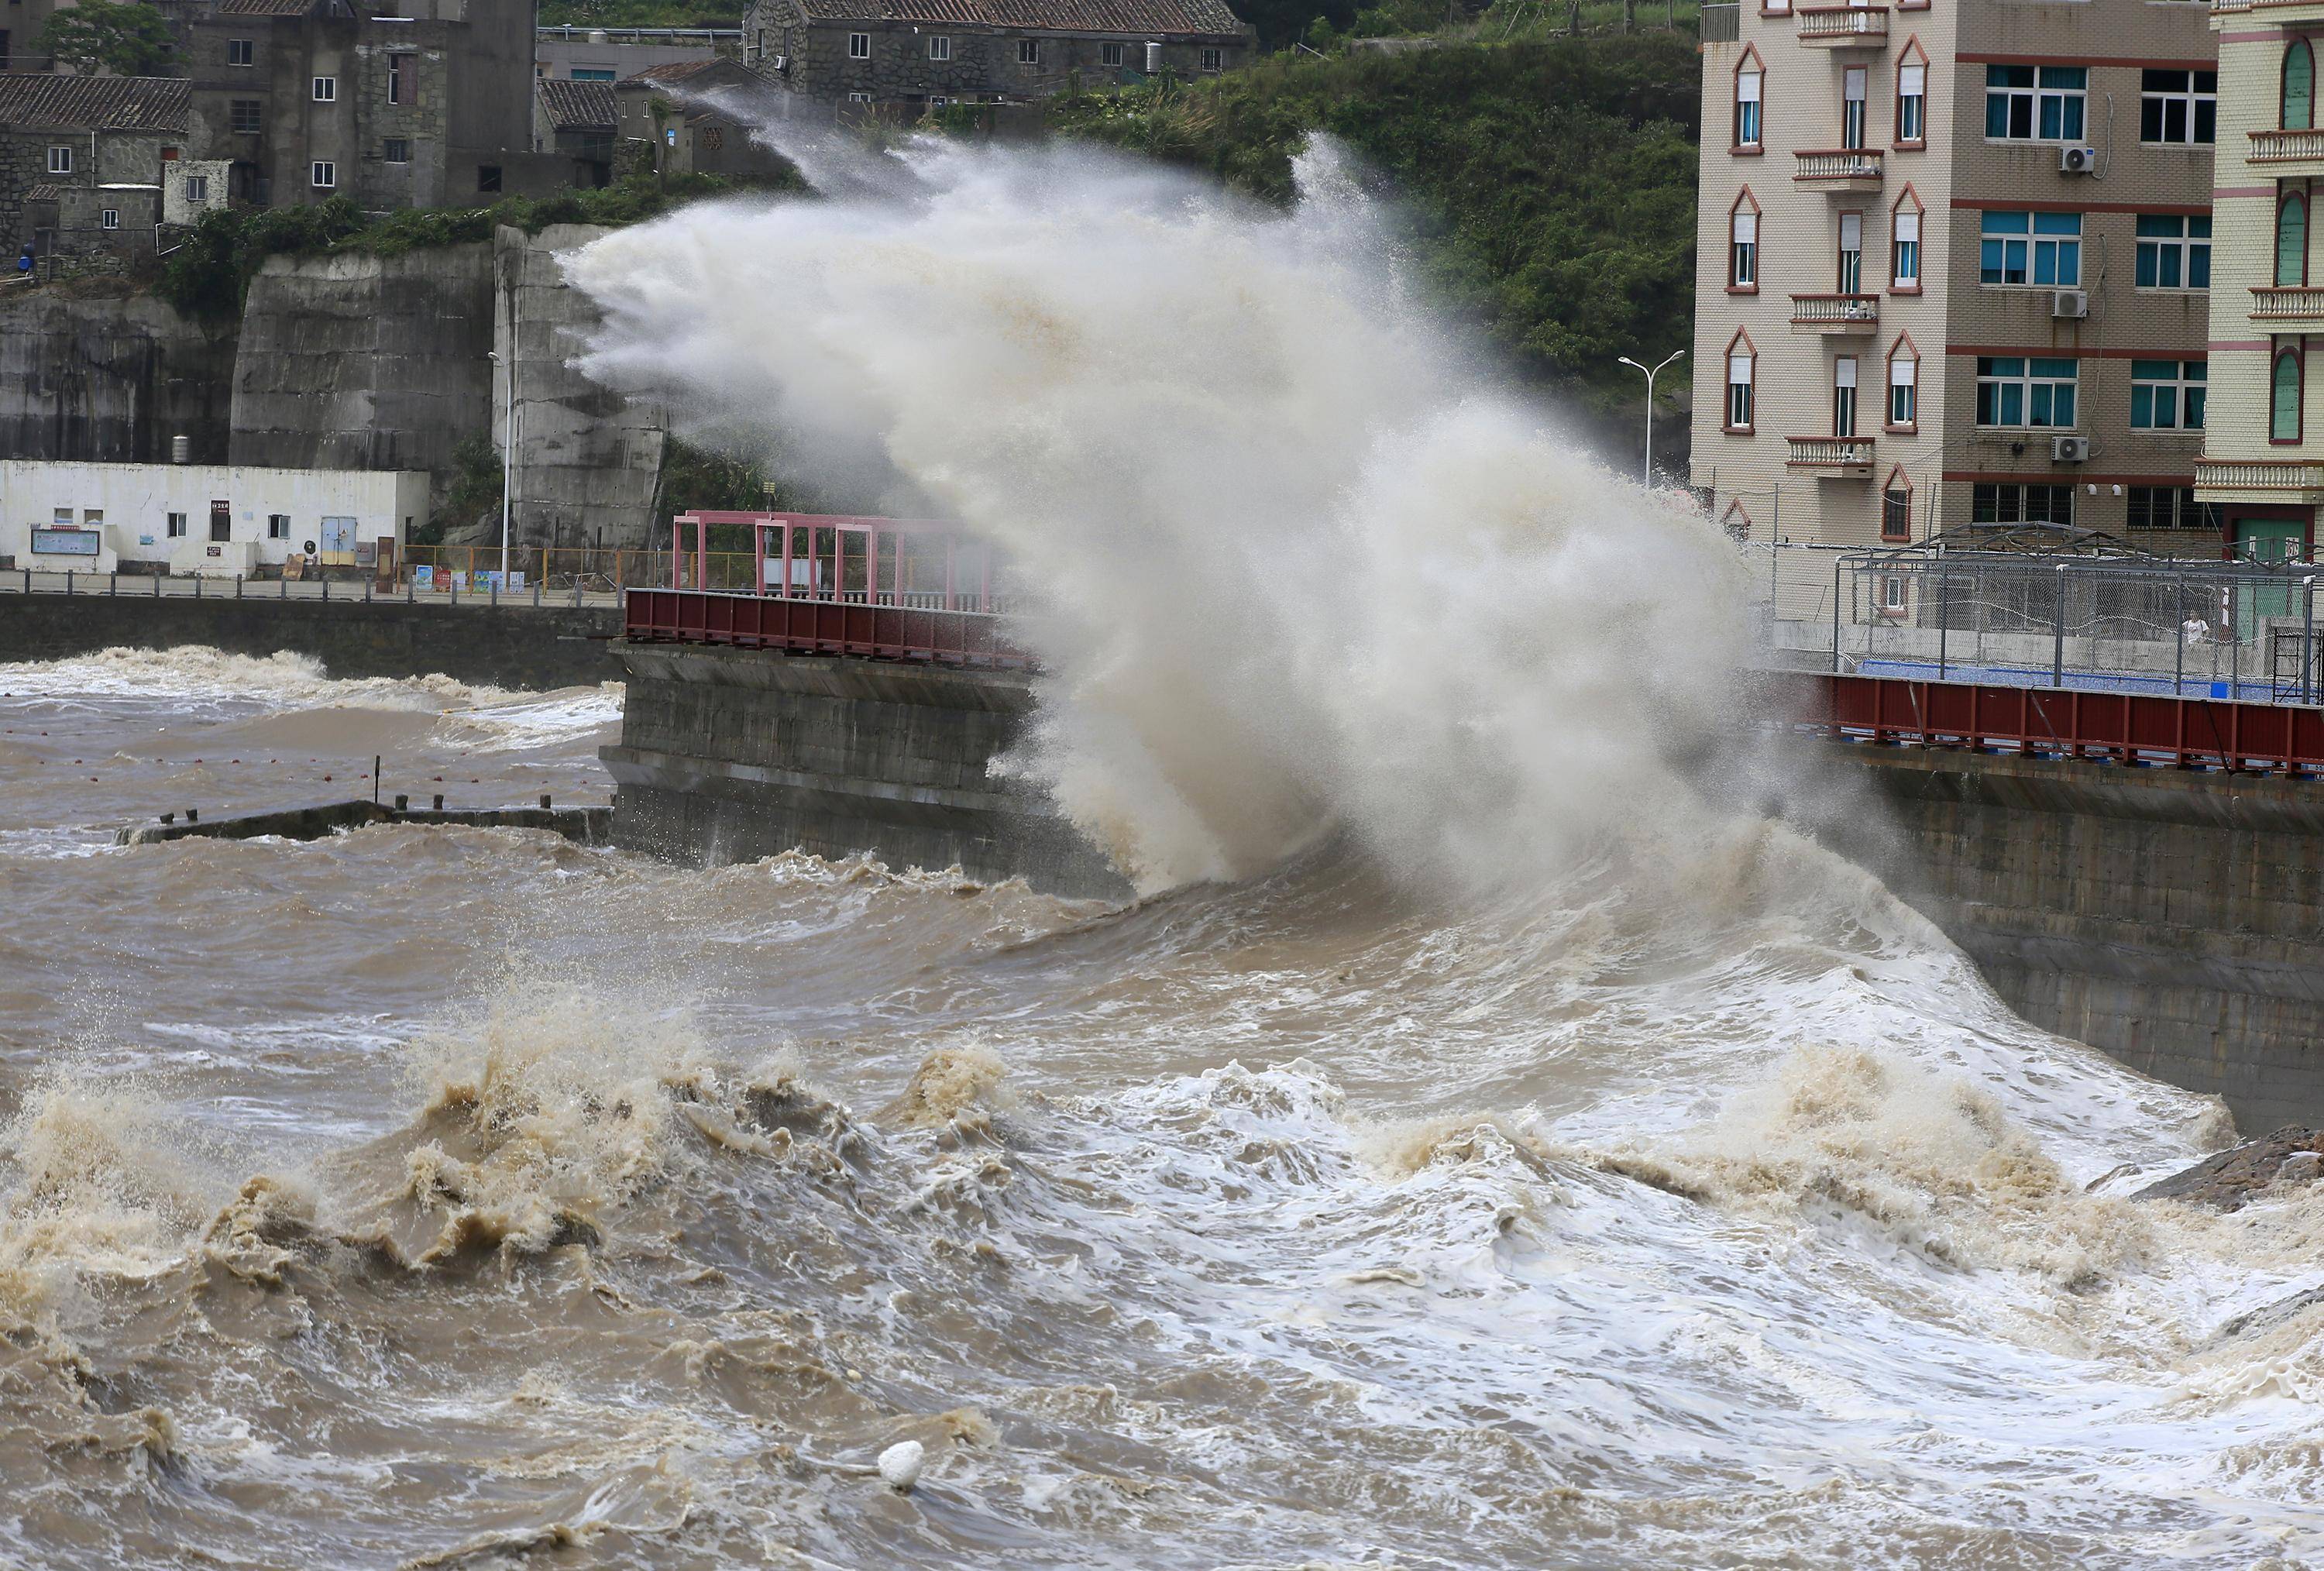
[535,76,614,189]
[153,0,559,211]
[741,0,1251,108]
[0,74,193,266]
[614,58,792,183]
[1,0,69,74]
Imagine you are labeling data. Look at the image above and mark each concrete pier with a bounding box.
[1820,742,2324,1130]
[601,641,1130,900]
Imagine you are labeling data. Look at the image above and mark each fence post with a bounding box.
[109,572,117,597]
[1831,554,1844,673]
[2174,572,2185,697]
[2306,576,2318,705]
[1937,572,1949,681]
[64,570,72,596]
[2051,562,2067,689]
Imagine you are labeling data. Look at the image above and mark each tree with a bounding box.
[36,1,176,77]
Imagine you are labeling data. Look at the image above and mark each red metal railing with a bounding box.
[624,586,1033,669]
[1777,670,2324,774]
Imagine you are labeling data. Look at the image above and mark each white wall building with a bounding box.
[0,461,428,576]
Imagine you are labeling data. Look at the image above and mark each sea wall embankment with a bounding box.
[1820,743,2324,1130]
[0,593,621,689]
[601,641,1130,900]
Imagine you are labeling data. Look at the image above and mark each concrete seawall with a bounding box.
[1821,742,2324,1130]
[0,593,621,689]
[602,641,1129,900]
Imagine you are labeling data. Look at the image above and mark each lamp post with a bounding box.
[1618,349,1686,489]
[486,348,515,578]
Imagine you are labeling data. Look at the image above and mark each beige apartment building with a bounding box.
[2194,0,2324,560]
[1693,0,2222,553]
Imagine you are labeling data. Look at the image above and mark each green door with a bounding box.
[2233,518,2306,640]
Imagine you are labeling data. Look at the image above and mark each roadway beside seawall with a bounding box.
[0,586,622,689]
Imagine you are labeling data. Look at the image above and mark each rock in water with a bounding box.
[2135,1126,2324,1211]
[877,1439,925,1491]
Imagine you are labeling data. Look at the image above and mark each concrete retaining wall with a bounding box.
[0,593,621,689]
[1823,742,2324,1131]
[602,641,1129,899]
[0,284,234,464]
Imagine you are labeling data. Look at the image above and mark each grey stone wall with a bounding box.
[1822,744,2324,1132]
[0,592,622,689]
[230,242,496,476]
[603,641,1130,898]
[0,282,232,462]
[494,223,667,552]
[768,11,1249,102]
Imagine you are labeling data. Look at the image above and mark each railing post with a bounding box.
[2051,562,2067,689]
[109,572,117,597]
[2174,571,2185,697]
[1937,572,1949,681]
[1831,554,1844,673]
[2306,576,2319,705]
[64,570,72,596]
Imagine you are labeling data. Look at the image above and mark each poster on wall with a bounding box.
[411,565,436,591]
[29,528,100,556]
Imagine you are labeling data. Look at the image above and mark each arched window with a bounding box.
[1730,190,1760,290]
[1887,335,1919,428]
[2288,40,2315,132]
[1896,44,1928,146]
[2274,343,2305,443]
[1735,49,1765,150]
[1881,469,1913,541]
[2280,191,2309,287]
[1891,187,1923,290]
[1726,331,1756,432]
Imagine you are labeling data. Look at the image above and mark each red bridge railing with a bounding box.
[1776,670,2324,775]
[624,586,1033,669]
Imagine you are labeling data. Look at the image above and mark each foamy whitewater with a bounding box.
[2,135,2320,1569]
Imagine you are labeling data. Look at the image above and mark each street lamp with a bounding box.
[486,348,515,578]
[1618,349,1686,489]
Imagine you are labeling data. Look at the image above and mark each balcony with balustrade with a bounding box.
[1793,148,1883,196]
[2195,456,2324,503]
[1789,294,1880,334]
[1786,436,1877,476]
[1796,5,1888,46]
[2212,0,2324,26]
[2250,286,2324,323]
[2249,128,2324,167]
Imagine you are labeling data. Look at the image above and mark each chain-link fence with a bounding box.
[1753,545,2324,702]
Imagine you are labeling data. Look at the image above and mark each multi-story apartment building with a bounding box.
[2193,0,2324,561]
[1693,0,2222,554]
[155,0,544,211]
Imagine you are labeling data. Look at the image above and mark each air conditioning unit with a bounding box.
[2051,435,2091,463]
[2051,288,2089,319]
[2060,145,2099,174]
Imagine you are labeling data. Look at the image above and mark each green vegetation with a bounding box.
[435,434,505,546]
[1048,35,1697,407]
[538,0,744,26]
[36,0,174,75]
[156,174,790,323]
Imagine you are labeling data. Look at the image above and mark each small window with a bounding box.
[388,55,407,105]
[46,146,70,175]
[1897,60,1925,143]
[1892,208,1920,288]
[846,91,872,102]
[100,209,119,231]
[383,138,411,164]
[1727,345,1755,431]
[2274,345,2303,442]
[228,38,255,67]
[928,35,951,60]
[1735,60,1762,149]
[1972,483,2075,528]
[1889,351,1917,426]
[1102,41,1123,66]
[311,160,335,188]
[166,511,187,538]
[1882,476,1912,541]
[1980,210,2081,287]
[2135,215,2212,290]
[1018,38,1039,64]
[1730,205,1758,287]
[2141,69,2218,145]
[267,514,291,541]
[1985,64,2085,143]
[1833,356,1860,438]
[52,509,72,528]
[184,174,208,203]
[314,77,337,102]
[477,165,501,194]
[230,99,263,134]
[1975,356,2079,428]
[1202,46,1222,70]
[83,509,103,528]
[2127,486,2219,533]
[1880,573,1908,612]
[848,30,869,57]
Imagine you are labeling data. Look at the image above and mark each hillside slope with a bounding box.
[1047,36,1700,415]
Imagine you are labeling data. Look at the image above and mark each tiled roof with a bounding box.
[216,0,321,15]
[792,0,1246,33]
[0,75,189,132]
[538,77,617,129]
[625,59,723,84]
